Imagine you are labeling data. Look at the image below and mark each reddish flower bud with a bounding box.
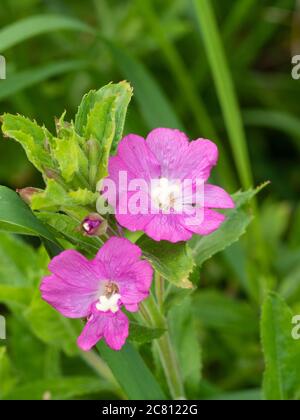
[16,187,41,205]
[81,213,107,237]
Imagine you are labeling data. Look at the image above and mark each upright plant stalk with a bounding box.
[142,291,185,400]
[155,272,164,310]
[80,349,119,388]
[135,0,236,190]
[136,0,215,139]
[192,0,271,293]
[192,0,253,189]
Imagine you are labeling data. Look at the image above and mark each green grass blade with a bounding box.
[135,0,217,140]
[192,0,253,189]
[222,0,258,41]
[0,60,87,101]
[0,14,93,52]
[107,42,183,130]
[97,341,166,400]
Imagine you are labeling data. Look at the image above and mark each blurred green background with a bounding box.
[0,0,300,400]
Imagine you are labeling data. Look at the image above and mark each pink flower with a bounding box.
[40,237,153,351]
[106,128,234,243]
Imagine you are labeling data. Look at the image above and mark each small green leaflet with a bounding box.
[189,182,269,267]
[137,235,195,289]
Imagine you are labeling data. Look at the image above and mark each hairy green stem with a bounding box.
[142,292,185,399]
[155,272,164,310]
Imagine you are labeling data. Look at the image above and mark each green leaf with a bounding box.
[0,285,33,306]
[75,81,133,153]
[4,376,113,400]
[0,14,93,52]
[8,317,48,383]
[137,236,194,288]
[190,210,252,268]
[0,234,39,305]
[24,292,80,356]
[0,348,16,399]
[76,82,132,181]
[189,184,268,267]
[52,131,89,184]
[1,113,55,174]
[85,97,116,180]
[233,182,270,208]
[129,322,165,344]
[31,181,97,212]
[279,265,300,304]
[30,180,68,211]
[97,341,166,400]
[0,186,59,245]
[36,211,102,253]
[74,90,98,136]
[0,232,42,287]
[67,188,98,206]
[261,292,300,400]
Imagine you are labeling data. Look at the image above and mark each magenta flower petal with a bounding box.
[77,309,129,352]
[48,250,103,290]
[40,274,98,318]
[115,208,153,232]
[146,128,189,178]
[183,209,226,236]
[175,139,218,182]
[94,237,142,278]
[204,184,235,209]
[115,191,154,232]
[94,237,153,312]
[117,134,160,181]
[41,250,104,318]
[145,213,193,243]
[116,260,153,312]
[107,156,136,193]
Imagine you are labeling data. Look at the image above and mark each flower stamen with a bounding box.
[96,281,120,313]
[151,177,181,212]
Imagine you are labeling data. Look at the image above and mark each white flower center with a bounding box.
[151,177,181,212]
[96,293,121,313]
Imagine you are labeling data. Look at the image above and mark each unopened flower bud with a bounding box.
[81,213,107,237]
[16,187,42,205]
